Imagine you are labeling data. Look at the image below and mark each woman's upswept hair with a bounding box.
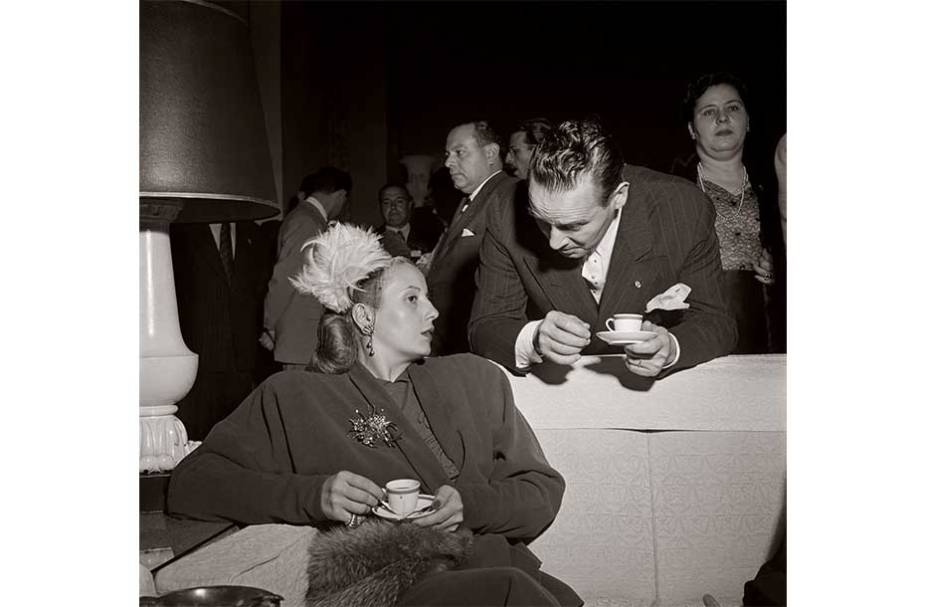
[529,117,625,207]
[310,257,417,375]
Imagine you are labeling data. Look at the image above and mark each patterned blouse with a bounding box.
[702,180,763,271]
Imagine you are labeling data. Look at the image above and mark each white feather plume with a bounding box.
[289,223,392,313]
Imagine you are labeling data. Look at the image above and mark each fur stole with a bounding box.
[304,521,474,607]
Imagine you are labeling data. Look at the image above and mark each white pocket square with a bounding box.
[645,282,691,313]
[461,228,475,237]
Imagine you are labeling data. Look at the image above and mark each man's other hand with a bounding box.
[533,311,591,365]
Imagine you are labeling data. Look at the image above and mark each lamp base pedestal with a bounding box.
[140,405,200,473]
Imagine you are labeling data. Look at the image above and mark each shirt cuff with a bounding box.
[663,332,681,369]
[514,320,544,370]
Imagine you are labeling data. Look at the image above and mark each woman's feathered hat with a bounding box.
[289,223,393,314]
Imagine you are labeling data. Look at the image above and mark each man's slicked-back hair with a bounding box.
[300,166,353,196]
[470,120,502,148]
[530,117,625,206]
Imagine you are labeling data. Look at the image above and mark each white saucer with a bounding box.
[596,330,657,345]
[372,494,436,521]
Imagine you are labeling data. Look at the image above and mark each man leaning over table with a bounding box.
[469,117,737,377]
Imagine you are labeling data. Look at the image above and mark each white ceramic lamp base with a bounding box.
[140,202,200,473]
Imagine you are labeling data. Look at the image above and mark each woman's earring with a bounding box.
[365,334,375,357]
[363,322,375,357]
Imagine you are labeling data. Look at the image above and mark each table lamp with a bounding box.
[140,0,277,472]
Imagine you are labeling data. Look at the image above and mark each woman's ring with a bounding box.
[348,513,359,529]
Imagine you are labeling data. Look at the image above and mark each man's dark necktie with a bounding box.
[219,222,233,282]
[457,194,470,216]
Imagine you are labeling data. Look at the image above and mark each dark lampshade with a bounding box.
[140,0,277,223]
[139,0,279,472]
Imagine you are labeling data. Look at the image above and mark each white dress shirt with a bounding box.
[580,207,622,304]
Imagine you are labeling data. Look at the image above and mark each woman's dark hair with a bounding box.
[682,72,750,123]
[309,257,417,374]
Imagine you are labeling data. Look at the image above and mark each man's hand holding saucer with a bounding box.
[624,321,677,377]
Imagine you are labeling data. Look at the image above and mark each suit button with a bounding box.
[634,280,641,288]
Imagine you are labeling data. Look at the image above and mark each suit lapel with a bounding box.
[435,171,505,262]
[596,181,657,326]
[442,196,472,249]
[431,199,466,263]
[522,252,599,323]
[407,362,464,471]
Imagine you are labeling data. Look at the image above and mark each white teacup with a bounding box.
[605,313,643,333]
[384,479,420,517]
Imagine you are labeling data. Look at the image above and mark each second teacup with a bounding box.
[385,478,420,517]
[606,313,643,333]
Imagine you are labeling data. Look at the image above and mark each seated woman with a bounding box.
[167,223,581,607]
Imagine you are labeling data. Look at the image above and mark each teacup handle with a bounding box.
[605,318,616,332]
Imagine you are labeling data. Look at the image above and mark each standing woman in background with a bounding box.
[680,72,785,353]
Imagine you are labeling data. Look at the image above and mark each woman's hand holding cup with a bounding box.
[413,484,464,532]
[321,470,384,527]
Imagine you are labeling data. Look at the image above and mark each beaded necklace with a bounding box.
[697,162,748,218]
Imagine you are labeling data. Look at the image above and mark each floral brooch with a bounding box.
[348,404,400,448]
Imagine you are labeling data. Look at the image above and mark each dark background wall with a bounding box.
[256,1,785,227]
